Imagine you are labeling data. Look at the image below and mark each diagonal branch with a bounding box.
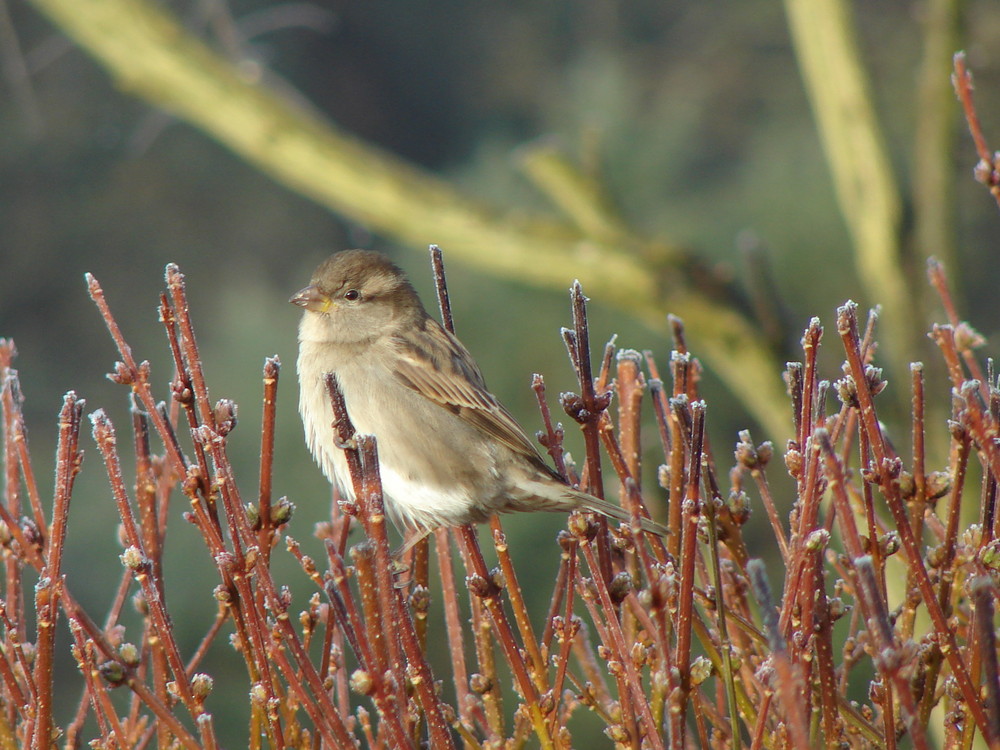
[25,0,792,440]
[783,0,911,372]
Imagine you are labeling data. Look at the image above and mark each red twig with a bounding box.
[32,392,84,749]
[838,302,989,739]
[952,52,1000,210]
[670,399,704,749]
[257,356,280,563]
[561,281,613,581]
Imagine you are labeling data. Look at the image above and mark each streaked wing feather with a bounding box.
[391,322,549,468]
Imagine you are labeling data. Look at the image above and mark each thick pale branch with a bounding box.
[913,0,961,271]
[26,0,649,301]
[783,0,911,367]
[27,0,790,439]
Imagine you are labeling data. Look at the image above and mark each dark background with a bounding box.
[2,0,999,744]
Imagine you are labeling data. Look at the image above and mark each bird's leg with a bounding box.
[389,527,432,588]
[333,434,357,451]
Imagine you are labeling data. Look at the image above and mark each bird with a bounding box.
[291,249,667,538]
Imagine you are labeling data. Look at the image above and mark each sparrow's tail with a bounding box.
[515,478,670,537]
[573,492,670,537]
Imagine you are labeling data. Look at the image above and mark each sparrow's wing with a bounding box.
[391,320,554,472]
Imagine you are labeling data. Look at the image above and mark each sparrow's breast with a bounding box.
[298,336,526,529]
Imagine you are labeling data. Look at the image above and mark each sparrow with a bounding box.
[291,249,666,537]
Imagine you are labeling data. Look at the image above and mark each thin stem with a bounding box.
[838,302,988,737]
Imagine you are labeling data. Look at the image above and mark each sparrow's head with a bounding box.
[292,250,426,344]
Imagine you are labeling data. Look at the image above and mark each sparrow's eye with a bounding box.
[343,289,361,302]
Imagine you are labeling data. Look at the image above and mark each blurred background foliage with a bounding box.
[3,0,1000,743]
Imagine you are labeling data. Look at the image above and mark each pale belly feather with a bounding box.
[297,339,500,530]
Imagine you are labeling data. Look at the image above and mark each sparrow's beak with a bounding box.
[289,285,332,313]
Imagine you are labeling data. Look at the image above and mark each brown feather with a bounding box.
[390,318,554,474]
